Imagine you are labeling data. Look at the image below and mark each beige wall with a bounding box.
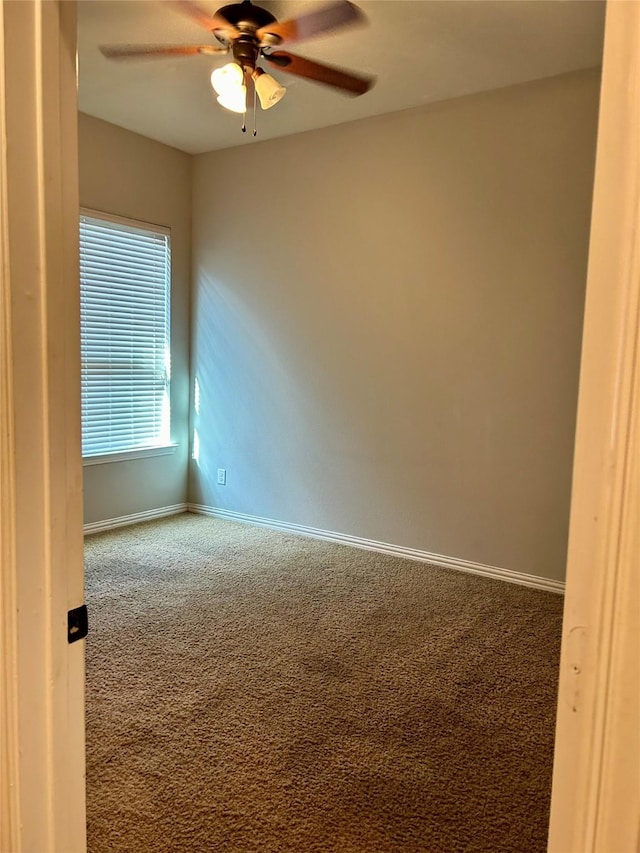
[189,69,600,581]
[78,113,191,523]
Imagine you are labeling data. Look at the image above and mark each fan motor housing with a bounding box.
[217,2,277,31]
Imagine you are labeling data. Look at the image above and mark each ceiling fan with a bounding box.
[100,0,375,128]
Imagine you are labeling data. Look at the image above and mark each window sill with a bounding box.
[82,444,178,467]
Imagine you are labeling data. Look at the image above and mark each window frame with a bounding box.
[79,207,175,465]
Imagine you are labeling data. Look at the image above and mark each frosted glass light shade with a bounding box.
[254,71,286,109]
[211,62,244,96]
[217,84,247,114]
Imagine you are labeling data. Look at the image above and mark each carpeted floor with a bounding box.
[85,513,563,852]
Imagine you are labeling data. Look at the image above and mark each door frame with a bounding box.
[0,1,86,850]
[548,2,640,849]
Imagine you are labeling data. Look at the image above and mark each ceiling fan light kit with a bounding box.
[211,61,285,114]
[100,0,375,137]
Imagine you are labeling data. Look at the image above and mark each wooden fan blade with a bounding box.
[265,51,374,95]
[172,0,240,36]
[100,44,227,60]
[257,0,364,45]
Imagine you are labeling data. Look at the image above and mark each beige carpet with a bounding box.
[85,513,562,852]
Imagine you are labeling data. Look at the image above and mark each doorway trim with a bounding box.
[0,1,86,850]
[548,2,640,850]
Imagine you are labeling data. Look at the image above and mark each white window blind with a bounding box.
[79,211,171,458]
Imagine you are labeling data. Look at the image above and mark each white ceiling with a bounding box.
[78,0,605,155]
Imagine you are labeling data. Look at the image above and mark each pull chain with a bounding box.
[241,65,247,132]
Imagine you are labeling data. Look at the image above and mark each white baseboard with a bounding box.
[188,503,565,595]
[83,503,188,535]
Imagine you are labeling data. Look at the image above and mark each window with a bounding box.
[79,211,171,460]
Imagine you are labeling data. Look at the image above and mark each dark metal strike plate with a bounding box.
[67,604,88,643]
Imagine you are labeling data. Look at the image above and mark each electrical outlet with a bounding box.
[217,468,227,486]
